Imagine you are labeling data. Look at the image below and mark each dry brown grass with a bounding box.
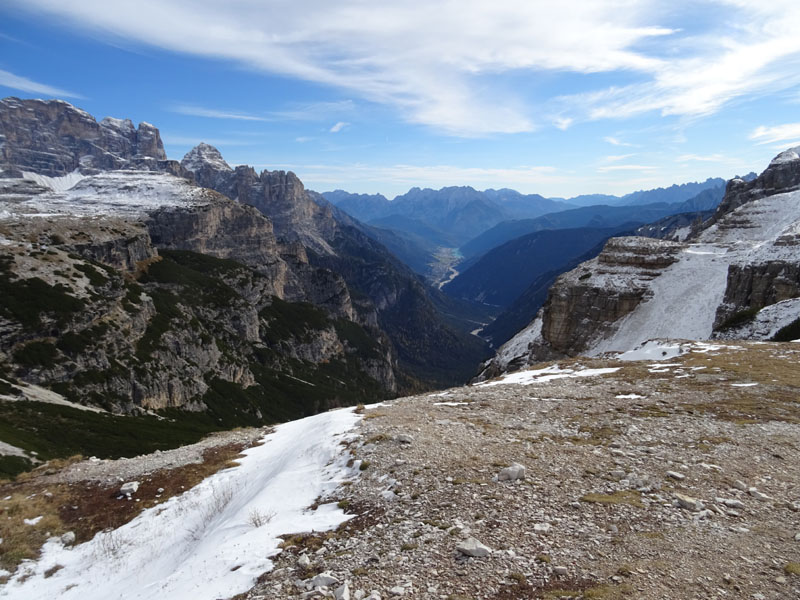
[0,492,65,571]
[0,442,250,573]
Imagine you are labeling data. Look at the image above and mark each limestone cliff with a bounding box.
[480,148,800,377]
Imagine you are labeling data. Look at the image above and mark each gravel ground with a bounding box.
[42,427,269,485]
[243,341,800,600]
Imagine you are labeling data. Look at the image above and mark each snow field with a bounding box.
[2,408,362,600]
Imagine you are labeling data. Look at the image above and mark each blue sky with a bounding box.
[3,1,800,199]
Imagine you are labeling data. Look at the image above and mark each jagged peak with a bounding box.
[181,142,232,173]
[100,116,135,133]
[769,145,800,167]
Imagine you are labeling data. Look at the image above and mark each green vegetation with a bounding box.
[772,318,800,342]
[74,263,109,287]
[260,297,329,343]
[0,259,85,330]
[717,307,760,331]
[0,399,225,478]
[56,323,109,356]
[13,341,58,368]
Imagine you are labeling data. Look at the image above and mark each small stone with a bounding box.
[388,586,405,596]
[733,480,748,491]
[498,463,526,481]
[674,492,704,512]
[365,592,381,600]
[748,488,770,501]
[334,582,351,600]
[666,471,685,481]
[456,537,492,557]
[157,488,164,494]
[396,434,414,444]
[554,566,569,576]
[298,554,311,569]
[60,531,76,546]
[775,576,787,585]
[309,573,338,588]
[722,573,732,584]
[609,469,626,481]
[720,498,745,509]
[119,481,140,495]
[534,523,551,534]
[794,532,800,541]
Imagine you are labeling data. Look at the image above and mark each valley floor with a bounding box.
[3,341,800,600]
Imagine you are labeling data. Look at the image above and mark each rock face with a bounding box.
[481,148,800,376]
[181,143,489,388]
[0,104,398,414]
[0,97,183,177]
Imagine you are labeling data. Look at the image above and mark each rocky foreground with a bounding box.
[247,341,799,600]
[3,340,799,600]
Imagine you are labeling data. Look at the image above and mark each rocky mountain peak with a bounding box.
[181,142,232,174]
[0,96,169,176]
[711,145,800,222]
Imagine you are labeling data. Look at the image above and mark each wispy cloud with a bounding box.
[160,134,259,146]
[7,0,676,136]
[602,153,636,162]
[271,100,355,122]
[596,164,656,173]
[170,104,268,121]
[676,153,728,162]
[749,123,800,145]
[329,121,348,133]
[13,1,800,135]
[0,68,84,98]
[604,136,635,147]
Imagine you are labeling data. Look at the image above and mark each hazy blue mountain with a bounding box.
[619,177,725,206]
[459,202,682,260]
[444,223,639,309]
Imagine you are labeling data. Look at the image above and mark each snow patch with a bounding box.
[477,365,620,387]
[615,340,684,362]
[2,408,361,600]
[21,170,85,192]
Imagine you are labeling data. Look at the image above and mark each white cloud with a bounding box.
[9,0,676,135]
[14,1,800,134]
[749,123,800,145]
[676,153,728,162]
[602,153,636,162]
[561,2,800,123]
[596,164,656,173]
[0,68,84,98]
[329,121,348,133]
[604,136,635,147]
[171,104,268,121]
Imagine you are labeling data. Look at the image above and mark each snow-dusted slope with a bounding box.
[0,171,214,220]
[482,152,800,376]
[2,408,361,600]
[592,188,800,353]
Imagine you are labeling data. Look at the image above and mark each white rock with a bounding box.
[298,553,311,569]
[60,531,76,546]
[119,481,140,495]
[533,522,551,534]
[749,488,770,501]
[666,471,685,481]
[335,582,351,600]
[389,586,405,596]
[309,573,338,588]
[554,566,569,576]
[720,498,745,509]
[456,537,492,557]
[365,592,381,600]
[498,463,526,481]
[674,492,704,512]
[795,532,800,541]
[733,479,748,491]
[396,434,414,444]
